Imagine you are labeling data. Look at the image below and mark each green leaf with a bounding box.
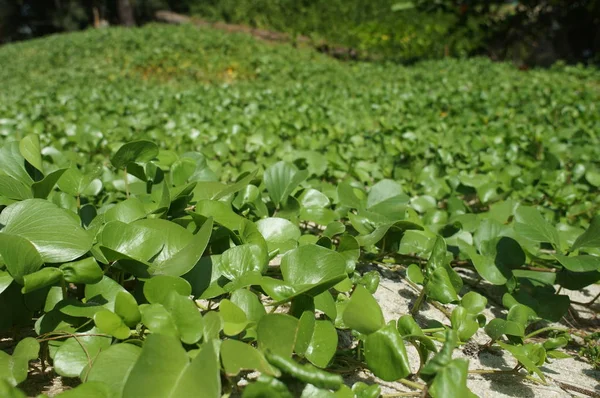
[84,343,141,397]
[230,289,266,324]
[428,358,475,398]
[421,330,459,381]
[264,161,308,206]
[571,215,600,251]
[265,351,342,391]
[497,342,546,382]
[111,140,159,169]
[150,217,213,276]
[314,291,337,320]
[114,291,141,327]
[0,199,92,263]
[337,235,360,273]
[85,276,128,311]
[279,244,346,298]
[104,198,148,223]
[0,271,13,295]
[426,267,459,304]
[221,244,266,283]
[0,175,32,200]
[221,339,280,377]
[0,233,44,284]
[31,168,67,198]
[450,306,479,342]
[220,299,249,336]
[143,275,191,304]
[53,328,112,377]
[140,303,179,337]
[93,309,131,339]
[305,320,338,368]
[256,217,301,254]
[53,381,111,398]
[257,314,299,358]
[22,267,63,293]
[406,264,425,284]
[364,322,411,381]
[242,375,293,398]
[123,335,220,398]
[343,284,384,335]
[163,291,204,344]
[484,318,508,341]
[0,337,39,386]
[19,134,43,172]
[514,206,560,248]
[460,291,487,314]
[554,254,600,272]
[59,257,103,284]
[0,141,33,185]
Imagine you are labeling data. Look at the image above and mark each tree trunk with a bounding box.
[117,0,136,27]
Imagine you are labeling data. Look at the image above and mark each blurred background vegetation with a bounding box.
[0,0,598,66]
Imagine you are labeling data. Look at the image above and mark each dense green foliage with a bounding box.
[0,25,599,397]
[191,0,481,61]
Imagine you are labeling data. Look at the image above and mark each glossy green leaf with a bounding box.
[264,161,308,206]
[450,306,479,341]
[59,257,103,284]
[93,309,131,339]
[114,291,141,327]
[143,275,192,304]
[364,322,411,381]
[343,284,384,335]
[0,337,39,386]
[163,291,204,344]
[22,267,63,293]
[84,343,141,397]
[305,320,338,368]
[220,298,249,336]
[0,199,92,263]
[571,215,600,251]
[256,217,301,254]
[53,328,112,377]
[123,334,220,397]
[0,233,44,284]
[31,168,67,199]
[221,339,280,377]
[111,140,159,169]
[426,267,459,304]
[19,134,43,172]
[257,314,299,358]
[140,303,179,337]
[554,254,600,272]
[460,291,487,314]
[514,206,560,248]
[0,176,32,200]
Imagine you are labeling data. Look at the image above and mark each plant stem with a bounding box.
[60,278,68,299]
[422,327,446,334]
[411,288,426,316]
[525,326,569,340]
[124,167,130,198]
[382,393,422,397]
[398,378,425,391]
[429,300,452,319]
[469,369,517,375]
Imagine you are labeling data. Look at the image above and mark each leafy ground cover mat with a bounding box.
[0,24,599,397]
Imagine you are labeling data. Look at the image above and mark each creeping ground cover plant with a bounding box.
[0,24,599,398]
[0,134,599,397]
